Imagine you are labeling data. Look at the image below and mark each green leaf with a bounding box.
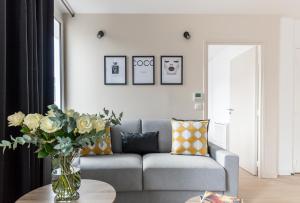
[2,140,12,148]
[53,136,73,156]
[103,108,109,116]
[53,130,65,138]
[16,137,26,145]
[44,144,55,155]
[20,126,30,134]
[48,104,59,111]
[13,141,18,150]
[67,118,76,133]
[35,146,43,153]
[38,149,49,158]
[1,146,6,154]
[23,134,32,142]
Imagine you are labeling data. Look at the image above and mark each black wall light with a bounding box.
[97,30,105,39]
[183,31,191,40]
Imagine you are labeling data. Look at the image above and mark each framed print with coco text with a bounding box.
[161,56,183,85]
[104,56,127,85]
[132,56,155,85]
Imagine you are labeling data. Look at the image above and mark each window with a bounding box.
[54,18,62,109]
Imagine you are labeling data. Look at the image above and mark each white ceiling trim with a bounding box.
[65,0,300,17]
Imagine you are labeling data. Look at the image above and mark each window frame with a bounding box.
[54,17,64,110]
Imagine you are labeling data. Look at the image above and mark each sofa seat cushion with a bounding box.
[81,153,142,192]
[143,153,226,191]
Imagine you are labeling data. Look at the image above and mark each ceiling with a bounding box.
[58,0,300,17]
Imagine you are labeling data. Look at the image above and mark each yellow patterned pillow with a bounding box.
[81,127,113,156]
[171,119,209,156]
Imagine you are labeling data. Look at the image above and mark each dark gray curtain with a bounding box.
[0,0,54,202]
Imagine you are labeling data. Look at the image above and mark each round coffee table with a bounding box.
[16,179,116,203]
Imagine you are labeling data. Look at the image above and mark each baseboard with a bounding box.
[278,169,292,176]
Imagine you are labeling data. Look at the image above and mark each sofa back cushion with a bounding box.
[111,120,141,153]
[142,119,172,153]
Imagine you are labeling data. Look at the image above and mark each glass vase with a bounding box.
[51,150,81,201]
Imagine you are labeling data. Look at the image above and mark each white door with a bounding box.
[207,46,231,149]
[229,47,258,175]
[293,49,300,173]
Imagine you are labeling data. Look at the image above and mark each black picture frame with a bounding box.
[104,56,127,85]
[132,56,155,85]
[160,56,183,85]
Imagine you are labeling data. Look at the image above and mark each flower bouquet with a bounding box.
[0,104,123,201]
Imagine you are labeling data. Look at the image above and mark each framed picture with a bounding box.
[161,56,183,85]
[104,56,127,85]
[132,56,155,85]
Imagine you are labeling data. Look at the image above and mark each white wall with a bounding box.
[294,48,300,173]
[293,20,300,173]
[64,14,280,178]
[278,17,295,175]
[278,17,300,175]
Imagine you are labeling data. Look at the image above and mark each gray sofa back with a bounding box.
[111,119,172,153]
[142,119,172,153]
[111,120,142,153]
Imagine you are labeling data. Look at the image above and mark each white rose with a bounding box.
[65,109,80,119]
[65,109,75,117]
[47,110,55,117]
[7,112,25,126]
[76,115,93,134]
[23,114,43,130]
[40,116,61,133]
[92,117,106,132]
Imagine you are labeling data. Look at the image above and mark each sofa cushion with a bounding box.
[171,119,209,156]
[143,153,226,191]
[81,153,142,191]
[80,127,113,156]
[142,119,172,152]
[111,120,141,153]
[121,131,159,154]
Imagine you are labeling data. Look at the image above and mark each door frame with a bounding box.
[204,41,264,177]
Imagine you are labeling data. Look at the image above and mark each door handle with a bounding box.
[226,108,235,112]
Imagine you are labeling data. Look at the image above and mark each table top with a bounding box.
[16,179,116,203]
[185,196,202,203]
[186,195,242,203]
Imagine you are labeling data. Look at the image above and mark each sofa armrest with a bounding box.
[208,142,239,196]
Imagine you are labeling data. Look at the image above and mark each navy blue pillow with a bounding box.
[121,131,159,155]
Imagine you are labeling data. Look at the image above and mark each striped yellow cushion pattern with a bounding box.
[81,127,113,156]
[171,119,209,156]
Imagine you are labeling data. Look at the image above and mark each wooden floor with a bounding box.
[239,169,300,203]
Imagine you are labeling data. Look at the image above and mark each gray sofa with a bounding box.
[81,119,239,203]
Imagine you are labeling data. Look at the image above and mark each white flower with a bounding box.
[40,116,61,133]
[92,117,105,132]
[65,109,75,117]
[7,112,25,126]
[76,115,93,134]
[47,110,55,117]
[23,114,43,130]
[65,109,80,119]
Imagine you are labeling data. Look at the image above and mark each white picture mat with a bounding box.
[161,56,182,84]
[105,57,126,84]
[133,57,154,84]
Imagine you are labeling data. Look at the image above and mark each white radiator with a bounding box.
[208,122,228,149]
